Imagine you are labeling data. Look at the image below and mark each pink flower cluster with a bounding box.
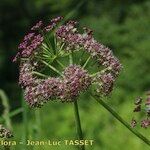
[131,93,150,128]
[56,21,122,95]
[14,16,122,107]
[13,33,43,62]
[22,64,91,107]
[62,65,91,101]
[96,73,114,95]
[13,17,63,62]
[19,62,37,88]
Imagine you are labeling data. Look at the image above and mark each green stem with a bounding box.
[0,108,23,122]
[0,90,12,130]
[32,71,48,78]
[59,43,65,52]
[41,60,63,77]
[22,95,28,150]
[69,52,85,150]
[79,51,85,64]
[35,109,41,137]
[69,52,73,65]
[82,56,91,69]
[42,43,53,55]
[44,34,53,54]
[56,60,65,68]
[91,95,150,146]
[90,67,112,77]
[90,72,99,77]
[74,101,85,150]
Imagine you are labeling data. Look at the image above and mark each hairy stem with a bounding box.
[91,95,150,146]
[74,101,85,150]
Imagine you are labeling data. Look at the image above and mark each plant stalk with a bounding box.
[82,56,91,69]
[32,71,48,78]
[0,108,23,122]
[35,109,42,137]
[73,100,85,150]
[41,60,63,77]
[22,95,28,150]
[91,95,150,146]
[69,52,85,150]
[0,90,12,130]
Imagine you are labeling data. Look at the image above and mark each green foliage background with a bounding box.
[0,0,150,149]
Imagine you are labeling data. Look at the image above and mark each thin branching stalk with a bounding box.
[91,95,150,146]
[0,108,23,122]
[90,72,99,77]
[44,34,53,53]
[41,60,63,76]
[82,56,91,69]
[90,67,112,77]
[42,43,53,55]
[59,43,65,52]
[69,52,73,65]
[32,71,48,78]
[56,60,65,68]
[69,53,85,150]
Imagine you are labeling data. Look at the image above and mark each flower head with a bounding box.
[24,78,62,107]
[61,65,91,101]
[14,16,122,108]
[141,119,150,128]
[19,62,36,88]
[131,118,137,128]
[96,73,114,96]
[131,92,150,128]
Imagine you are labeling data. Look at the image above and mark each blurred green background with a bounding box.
[0,0,150,149]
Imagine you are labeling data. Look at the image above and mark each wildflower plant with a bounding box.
[14,16,150,148]
[131,92,150,128]
[14,16,121,107]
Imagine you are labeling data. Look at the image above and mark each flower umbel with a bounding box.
[131,92,150,128]
[14,16,122,108]
[62,65,91,101]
